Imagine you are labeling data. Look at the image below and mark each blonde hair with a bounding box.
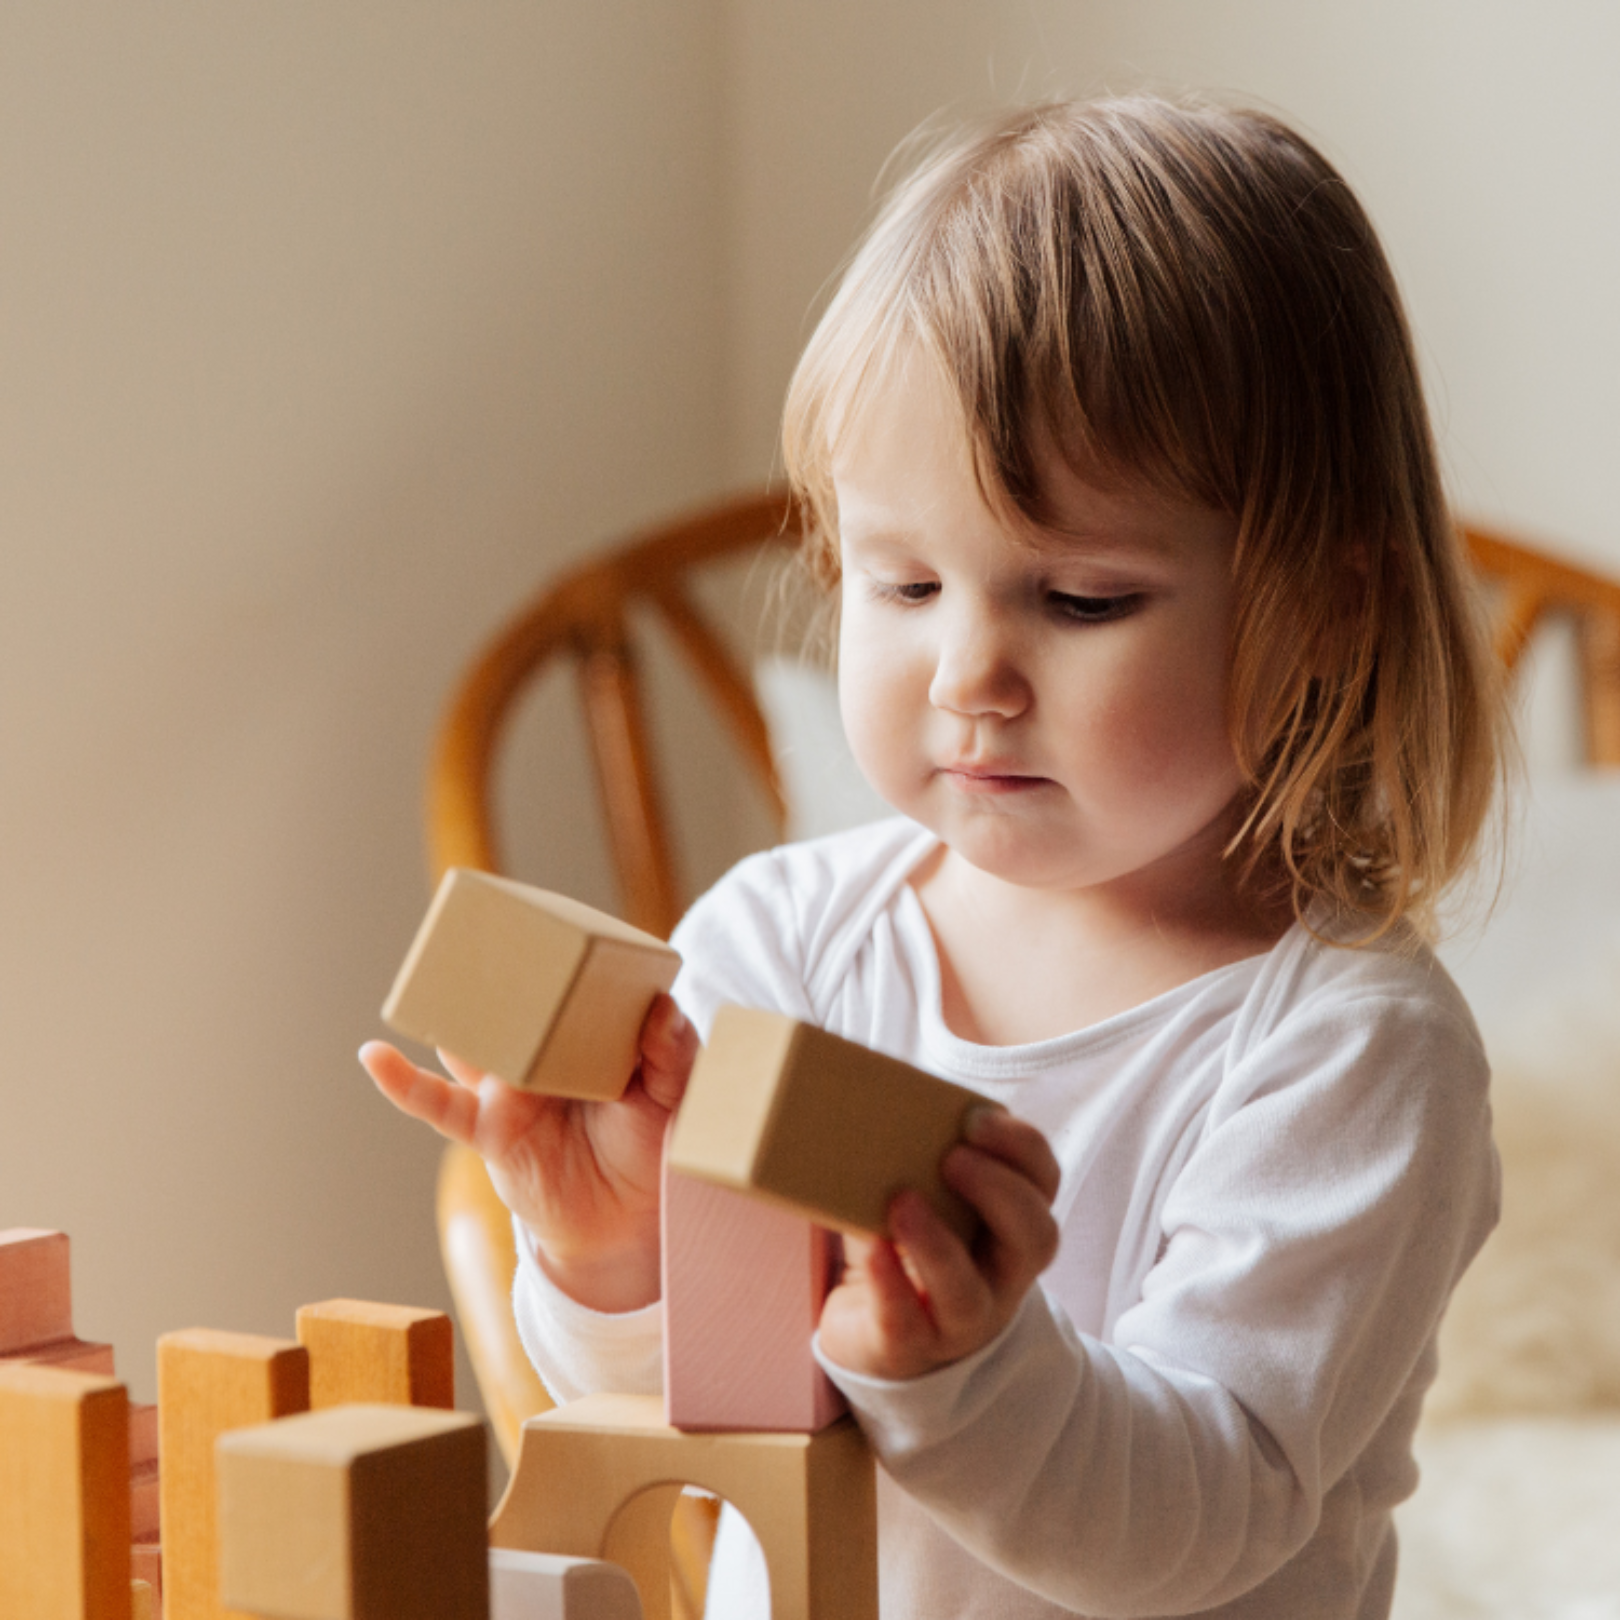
[783,95,1509,941]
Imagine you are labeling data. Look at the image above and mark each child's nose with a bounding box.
[928,612,1030,719]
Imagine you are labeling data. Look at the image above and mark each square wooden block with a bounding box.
[382,868,679,1100]
[668,1007,988,1243]
[217,1404,487,1620]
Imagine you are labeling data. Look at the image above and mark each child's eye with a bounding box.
[1048,591,1143,624]
[871,580,939,605]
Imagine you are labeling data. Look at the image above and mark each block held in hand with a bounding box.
[382,868,680,1100]
[669,1006,990,1244]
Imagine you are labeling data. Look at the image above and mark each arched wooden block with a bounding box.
[490,1393,876,1620]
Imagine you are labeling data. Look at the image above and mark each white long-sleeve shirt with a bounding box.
[513,818,1499,1619]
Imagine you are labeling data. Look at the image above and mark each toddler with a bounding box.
[365,95,1508,1619]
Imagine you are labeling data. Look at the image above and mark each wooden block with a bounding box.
[489,1548,643,1620]
[5,1336,117,1376]
[382,868,680,1100]
[662,1158,843,1433]
[157,1330,309,1620]
[131,1580,154,1620]
[669,1007,988,1243]
[295,1299,454,1410]
[130,1538,161,1608]
[0,1361,132,1620]
[492,1393,875,1620]
[216,1403,487,1620]
[0,1228,74,1352]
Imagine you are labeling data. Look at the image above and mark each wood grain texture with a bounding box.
[156,1330,309,1620]
[295,1299,454,1411]
[670,1007,988,1243]
[383,868,678,1099]
[491,1393,876,1620]
[216,1404,487,1620]
[0,1361,131,1620]
[489,1548,644,1620]
[663,1159,843,1433]
[0,1228,74,1352]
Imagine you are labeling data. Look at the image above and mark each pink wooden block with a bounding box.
[662,1146,845,1433]
[3,1335,116,1374]
[0,1228,73,1352]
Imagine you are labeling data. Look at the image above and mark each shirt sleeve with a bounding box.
[814,986,1499,1616]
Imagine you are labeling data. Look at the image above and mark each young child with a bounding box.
[363,95,1508,1619]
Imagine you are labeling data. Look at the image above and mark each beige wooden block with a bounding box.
[0,1228,73,1352]
[669,1007,989,1243]
[157,1330,310,1620]
[295,1299,454,1410]
[130,1538,161,1609]
[383,868,680,1100]
[0,1361,131,1620]
[216,1403,487,1620]
[131,1580,154,1620]
[491,1393,876,1620]
[490,1547,643,1619]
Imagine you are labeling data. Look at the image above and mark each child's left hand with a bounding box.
[817,1108,1061,1381]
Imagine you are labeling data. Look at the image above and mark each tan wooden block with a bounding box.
[669,1007,989,1243]
[0,1228,74,1352]
[0,1361,132,1620]
[491,1393,876,1620]
[383,868,680,1100]
[216,1403,487,1620]
[130,1537,161,1608]
[131,1580,154,1620]
[295,1299,454,1410]
[489,1547,643,1620]
[157,1330,310,1620]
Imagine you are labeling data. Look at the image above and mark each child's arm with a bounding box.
[359,993,698,1313]
[817,1107,1062,1380]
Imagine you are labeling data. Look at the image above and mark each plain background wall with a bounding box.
[3,1,1615,1420]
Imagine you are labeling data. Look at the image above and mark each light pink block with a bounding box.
[3,1336,116,1375]
[0,1228,72,1352]
[662,1148,845,1433]
[129,1401,159,1469]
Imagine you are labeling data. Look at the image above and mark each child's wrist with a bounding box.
[533,1232,661,1315]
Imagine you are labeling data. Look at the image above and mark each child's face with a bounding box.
[833,360,1244,902]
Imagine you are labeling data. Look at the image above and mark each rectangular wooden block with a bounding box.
[668,1007,988,1243]
[383,868,680,1100]
[0,1228,73,1352]
[5,1336,117,1376]
[157,1329,310,1620]
[216,1404,487,1620]
[295,1299,454,1410]
[489,1548,643,1620]
[131,1580,154,1620]
[663,1160,843,1433]
[0,1361,132,1620]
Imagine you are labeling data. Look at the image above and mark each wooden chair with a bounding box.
[424,494,1620,1610]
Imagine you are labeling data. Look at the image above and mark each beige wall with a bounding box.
[0,3,729,1402]
[4,2,1614,1411]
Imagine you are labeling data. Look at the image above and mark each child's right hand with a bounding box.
[358,993,697,1314]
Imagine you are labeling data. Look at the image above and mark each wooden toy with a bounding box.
[491,1392,877,1620]
[668,1007,989,1243]
[489,1548,643,1620]
[383,867,680,1100]
[131,1580,154,1620]
[157,1329,310,1620]
[1,1228,115,1374]
[662,1160,843,1433]
[0,1361,131,1620]
[216,1403,487,1620]
[295,1299,454,1410]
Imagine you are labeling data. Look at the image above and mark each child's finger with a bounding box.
[887,1190,989,1337]
[438,1049,490,1091]
[963,1108,1062,1203]
[637,994,697,1112]
[943,1145,1060,1287]
[359,1041,478,1146]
